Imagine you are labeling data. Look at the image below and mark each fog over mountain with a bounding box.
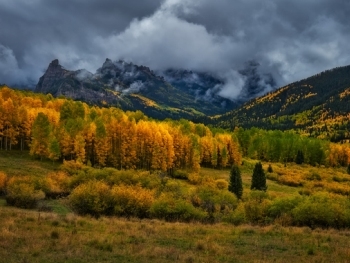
[1,0,349,100]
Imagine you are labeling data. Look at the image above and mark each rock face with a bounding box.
[34,59,245,119]
[35,59,121,106]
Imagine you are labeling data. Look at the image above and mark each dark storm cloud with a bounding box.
[1,0,350,99]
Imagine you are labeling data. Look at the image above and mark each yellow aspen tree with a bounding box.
[30,112,51,160]
[200,136,214,167]
[74,133,86,164]
[94,118,109,167]
[2,98,19,150]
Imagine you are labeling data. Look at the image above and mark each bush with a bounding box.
[305,172,321,181]
[244,191,271,224]
[222,203,246,225]
[150,194,205,222]
[0,172,7,195]
[268,196,302,219]
[292,192,350,228]
[161,180,186,200]
[69,181,113,216]
[215,179,228,190]
[111,184,154,218]
[172,170,189,180]
[45,171,70,198]
[188,173,201,185]
[191,187,238,217]
[6,177,45,209]
[61,160,84,175]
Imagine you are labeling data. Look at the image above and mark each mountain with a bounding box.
[216,65,350,142]
[35,59,236,120]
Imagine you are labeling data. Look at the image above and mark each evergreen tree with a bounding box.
[267,164,273,173]
[228,165,243,199]
[347,163,350,175]
[251,162,267,191]
[295,150,304,164]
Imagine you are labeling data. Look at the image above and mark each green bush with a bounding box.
[6,178,45,209]
[292,192,350,228]
[222,203,246,225]
[244,191,271,224]
[150,194,205,222]
[268,196,302,219]
[191,186,238,223]
[172,170,189,180]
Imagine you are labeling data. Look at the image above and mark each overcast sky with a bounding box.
[1,0,350,98]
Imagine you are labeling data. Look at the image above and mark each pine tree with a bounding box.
[295,150,304,164]
[228,165,243,199]
[251,162,267,191]
[267,164,273,173]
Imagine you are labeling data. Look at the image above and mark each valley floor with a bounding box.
[1,202,350,263]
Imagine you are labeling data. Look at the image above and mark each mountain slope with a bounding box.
[35,59,234,120]
[217,65,350,141]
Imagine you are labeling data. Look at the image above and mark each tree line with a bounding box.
[0,86,241,172]
[1,86,350,170]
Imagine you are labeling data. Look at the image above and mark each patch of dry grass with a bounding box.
[1,206,350,263]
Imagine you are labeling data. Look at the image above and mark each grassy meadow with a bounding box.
[1,151,350,262]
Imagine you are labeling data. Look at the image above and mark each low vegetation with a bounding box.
[2,86,350,261]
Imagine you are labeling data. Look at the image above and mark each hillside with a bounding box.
[216,65,350,141]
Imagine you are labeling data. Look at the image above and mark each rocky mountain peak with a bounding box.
[35,59,69,94]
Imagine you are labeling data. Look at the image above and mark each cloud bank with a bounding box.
[0,0,349,99]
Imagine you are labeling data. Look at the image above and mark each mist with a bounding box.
[1,0,349,100]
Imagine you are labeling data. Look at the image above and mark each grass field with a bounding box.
[1,204,350,263]
[1,151,350,262]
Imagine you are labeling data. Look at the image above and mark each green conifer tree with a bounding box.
[295,150,304,164]
[251,162,267,191]
[228,165,243,199]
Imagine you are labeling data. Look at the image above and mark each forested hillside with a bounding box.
[0,86,241,172]
[2,85,350,170]
[217,65,350,142]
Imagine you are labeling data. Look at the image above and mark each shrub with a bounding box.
[191,187,238,217]
[111,184,154,218]
[222,203,246,225]
[69,181,113,216]
[292,192,350,228]
[61,160,84,175]
[244,191,271,224]
[278,174,303,187]
[161,180,186,199]
[188,173,201,185]
[305,172,321,181]
[215,179,228,190]
[150,194,205,222]
[45,171,70,198]
[268,196,302,219]
[0,172,7,195]
[172,170,189,180]
[6,177,45,209]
